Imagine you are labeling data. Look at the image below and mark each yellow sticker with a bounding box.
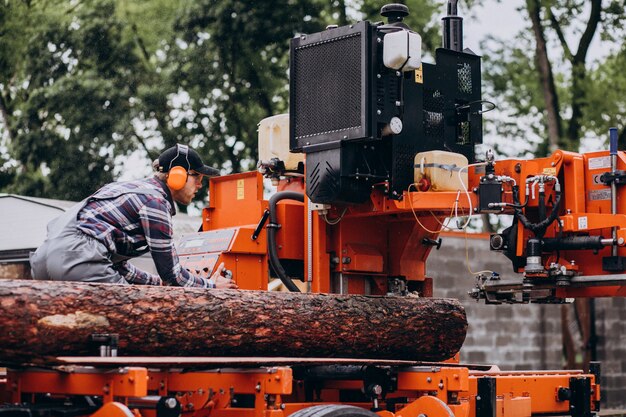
[543,167,557,176]
[237,179,245,200]
[414,67,423,84]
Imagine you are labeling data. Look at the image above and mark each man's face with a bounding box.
[171,171,204,205]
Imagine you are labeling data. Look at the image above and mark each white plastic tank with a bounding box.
[257,114,303,171]
[414,150,468,191]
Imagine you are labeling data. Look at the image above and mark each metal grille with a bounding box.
[424,89,444,139]
[458,120,470,144]
[392,143,414,187]
[293,34,362,140]
[458,63,472,94]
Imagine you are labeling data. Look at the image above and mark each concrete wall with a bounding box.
[428,235,626,407]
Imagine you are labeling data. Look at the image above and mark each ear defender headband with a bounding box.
[166,144,190,191]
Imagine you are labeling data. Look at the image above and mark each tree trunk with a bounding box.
[0,280,467,366]
[527,0,562,153]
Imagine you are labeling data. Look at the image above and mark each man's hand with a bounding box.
[211,262,238,289]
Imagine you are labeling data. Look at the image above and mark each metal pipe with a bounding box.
[610,127,619,256]
[442,0,463,51]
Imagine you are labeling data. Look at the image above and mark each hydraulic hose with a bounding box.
[512,184,562,237]
[268,191,305,292]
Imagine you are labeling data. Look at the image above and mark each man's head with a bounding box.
[156,144,220,205]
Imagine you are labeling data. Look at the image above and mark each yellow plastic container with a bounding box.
[413,150,468,191]
[257,114,303,171]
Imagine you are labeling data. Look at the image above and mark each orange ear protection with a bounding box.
[166,144,190,191]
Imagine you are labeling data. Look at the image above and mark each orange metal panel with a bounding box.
[204,172,267,231]
[275,203,305,260]
[7,367,148,398]
[229,227,267,254]
[229,253,268,290]
[465,372,597,414]
[344,243,384,273]
[397,367,469,393]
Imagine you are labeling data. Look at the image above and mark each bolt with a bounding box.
[165,398,178,409]
[377,73,381,79]
[377,38,382,43]
[377,109,382,115]
[281,404,286,410]
[438,382,444,389]
[426,377,432,383]
[255,383,261,392]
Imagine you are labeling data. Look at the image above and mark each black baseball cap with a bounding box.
[158,144,220,176]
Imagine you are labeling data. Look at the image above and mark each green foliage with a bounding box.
[0,0,444,203]
[584,47,626,146]
[481,0,626,156]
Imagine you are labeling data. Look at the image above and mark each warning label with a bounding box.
[589,189,612,201]
[588,156,611,170]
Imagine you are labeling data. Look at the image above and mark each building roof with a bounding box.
[0,194,202,264]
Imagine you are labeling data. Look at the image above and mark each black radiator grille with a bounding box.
[424,89,444,139]
[293,33,362,140]
[458,62,473,94]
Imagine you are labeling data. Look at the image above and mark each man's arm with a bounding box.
[138,198,212,287]
[115,261,162,285]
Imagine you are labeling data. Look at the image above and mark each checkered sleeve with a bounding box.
[116,261,162,285]
[138,197,212,288]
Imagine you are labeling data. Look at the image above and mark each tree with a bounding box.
[0,0,333,203]
[0,0,446,203]
[0,0,178,201]
[482,0,626,157]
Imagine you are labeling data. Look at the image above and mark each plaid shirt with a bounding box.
[76,177,211,287]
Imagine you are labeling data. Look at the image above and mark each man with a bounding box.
[30,144,236,289]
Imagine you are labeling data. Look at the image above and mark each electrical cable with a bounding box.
[407,183,456,234]
[457,162,488,230]
[322,207,348,225]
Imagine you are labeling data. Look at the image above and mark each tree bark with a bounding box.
[565,0,602,149]
[527,0,562,153]
[0,280,467,366]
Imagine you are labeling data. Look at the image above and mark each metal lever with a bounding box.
[422,237,442,250]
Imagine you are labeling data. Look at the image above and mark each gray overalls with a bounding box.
[30,188,161,284]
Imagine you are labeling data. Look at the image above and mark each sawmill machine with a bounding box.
[2,1,623,416]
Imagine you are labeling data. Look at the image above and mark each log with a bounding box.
[0,280,467,365]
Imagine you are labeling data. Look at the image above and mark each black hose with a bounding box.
[512,185,562,237]
[268,191,305,292]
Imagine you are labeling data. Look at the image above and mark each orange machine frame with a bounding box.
[2,150,614,417]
